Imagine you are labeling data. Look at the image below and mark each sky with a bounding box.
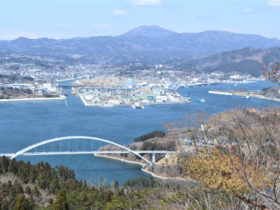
[0,0,279,39]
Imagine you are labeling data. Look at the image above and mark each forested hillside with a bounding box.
[178,47,280,76]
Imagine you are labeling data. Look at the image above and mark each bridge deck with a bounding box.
[1,150,173,157]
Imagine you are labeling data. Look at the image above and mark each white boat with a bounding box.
[132,102,144,109]
[200,98,206,103]
[185,97,192,103]
[245,95,250,99]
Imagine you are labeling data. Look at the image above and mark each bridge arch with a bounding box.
[10,136,152,165]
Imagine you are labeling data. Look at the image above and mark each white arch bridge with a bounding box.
[0,136,173,165]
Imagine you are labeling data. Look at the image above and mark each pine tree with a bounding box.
[104,190,114,203]
[113,180,119,193]
[54,190,69,210]
[14,195,33,210]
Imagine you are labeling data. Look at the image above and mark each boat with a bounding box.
[200,98,206,103]
[132,102,144,109]
[132,105,144,109]
[185,97,192,103]
[245,95,250,99]
[137,105,145,109]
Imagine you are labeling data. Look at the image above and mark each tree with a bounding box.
[54,190,69,210]
[262,62,280,84]
[25,186,31,194]
[181,108,280,209]
[113,180,119,193]
[134,131,166,142]
[104,190,114,203]
[14,195,33,210]
[182,148,268,209]
[31,186,41,198]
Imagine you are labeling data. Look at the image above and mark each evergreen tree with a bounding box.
[113,180,119,193]
[104,190,114,203]
[54,190,69,210]
[25,186,31,194]
[14,195,33,210]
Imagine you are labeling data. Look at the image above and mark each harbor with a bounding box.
[71,74,259,108]
[77,87,190,108]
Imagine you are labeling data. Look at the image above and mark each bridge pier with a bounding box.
[151,153,156,163]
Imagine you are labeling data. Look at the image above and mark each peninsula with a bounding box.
[208,86,280,102]
[0,74,65,102]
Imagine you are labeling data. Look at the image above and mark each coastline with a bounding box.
[0,95,66,102]
[94,153,187,181]
[79,95,189,108]
[208,90,280,102]
[141,168,188,182]
[80,95,91,106]
[93,153,146,167]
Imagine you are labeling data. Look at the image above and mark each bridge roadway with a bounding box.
[1,136,177,165]
[1,150,172,163]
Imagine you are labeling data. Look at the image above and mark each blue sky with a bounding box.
[0,0,279,39]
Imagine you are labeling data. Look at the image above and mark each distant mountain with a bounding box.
[0,26,280,65]
[119,25,176,38]
[178,47,280,76]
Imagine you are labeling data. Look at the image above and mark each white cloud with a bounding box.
[128,0,162,6]
[268,0,280,7]
[113,10,127,16]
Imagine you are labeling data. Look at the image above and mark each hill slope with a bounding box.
[178,47,280,76]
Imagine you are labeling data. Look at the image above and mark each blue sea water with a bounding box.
[0,81,278,185]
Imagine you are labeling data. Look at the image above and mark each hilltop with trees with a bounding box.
[0,155,241,209]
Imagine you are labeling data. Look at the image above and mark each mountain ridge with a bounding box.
[0,25,280,65]
[2,26,279,41]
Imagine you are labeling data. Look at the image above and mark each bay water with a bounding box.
[0,81,278,185]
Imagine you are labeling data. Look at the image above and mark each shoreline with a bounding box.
[0,95,66,102]
[141,168,189,182]
[94,153,187,181]
[208,90,280,102]
[79,95,189,108]
[93,153,146,167]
